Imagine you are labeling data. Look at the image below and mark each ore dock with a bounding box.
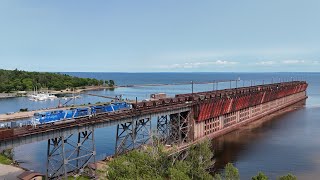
[0,81,308,179]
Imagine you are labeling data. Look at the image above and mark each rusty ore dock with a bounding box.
[0,81,308,179]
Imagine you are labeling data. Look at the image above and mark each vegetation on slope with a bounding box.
[102,140,297,180]
[0,69,115,93]
[0,149,13,165]
[101,140,213,180]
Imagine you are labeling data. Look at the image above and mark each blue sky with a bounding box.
[1,0,320,72]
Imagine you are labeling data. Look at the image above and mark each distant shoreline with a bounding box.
[0,79,248,99]
[0,85,116,99]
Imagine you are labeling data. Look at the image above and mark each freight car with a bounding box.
[34,102,131,124]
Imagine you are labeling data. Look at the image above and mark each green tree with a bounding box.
[109,80,115,87]
[22,78,33,90]
[224,163,240,180]
[213,173,222,180]
[106,150,163,180]
[0,69,115,92]
[278,173,297,180]
[252,172,268,180]
[185,139,213,180]
[104,140,214,180]
[168,161,191,180]
[99,80,104,86]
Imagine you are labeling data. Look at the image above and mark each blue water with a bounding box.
[1,72,319,179]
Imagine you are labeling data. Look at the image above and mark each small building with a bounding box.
[17,91,27,96]
[17,171,44,180]
[150,93,166,100]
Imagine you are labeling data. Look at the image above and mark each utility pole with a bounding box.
[73,88,75,105]
[135,97,138,109]
[191,81,194,94]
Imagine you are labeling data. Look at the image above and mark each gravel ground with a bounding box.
[0,164,24,180]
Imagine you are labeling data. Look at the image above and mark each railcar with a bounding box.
[34,102,131,124]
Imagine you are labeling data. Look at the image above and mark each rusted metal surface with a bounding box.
[193,81,308,122]
[0,81,308,142]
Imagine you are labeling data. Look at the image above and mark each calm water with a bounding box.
[1,72,319,179]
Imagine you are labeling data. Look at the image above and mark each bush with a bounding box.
[104,140,214,180]
[278,173,297,180]
[252,172,268,180]
[19,108,28,112]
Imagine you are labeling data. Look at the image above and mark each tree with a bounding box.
[213,173,222,180]
[109,80,115,87]
[104,140,214,180]
[0,69,114,92]
[252,172,268,180]
[106,149,164,179]
[22,78,33,90]
[278,173,297,180]
[99,80,104,86]
[168,161,191,180]
[185,139,213,180]
[224,163,240,180]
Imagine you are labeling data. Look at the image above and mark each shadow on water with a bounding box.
[211,106,320,179]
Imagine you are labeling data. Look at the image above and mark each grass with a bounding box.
[0,154,12,165]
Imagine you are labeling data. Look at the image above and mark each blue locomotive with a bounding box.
[34,102,131,124]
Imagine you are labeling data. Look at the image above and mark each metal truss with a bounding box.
[46,129,96,179]
[169,113,180,144]
[157,115,169,143]
[115,111,191,155]
[168,111,191,145]
[115,117,152,155]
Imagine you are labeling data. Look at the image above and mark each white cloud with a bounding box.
[155,47,316,62]
[160,60,238,69]
[256,61,275,65]
[282,60,305,64]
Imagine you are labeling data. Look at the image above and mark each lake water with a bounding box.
[1,72,319,179]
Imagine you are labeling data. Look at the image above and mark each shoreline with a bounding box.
[0,85,116,99]
[0,153,28,180]
[0,79,241,99]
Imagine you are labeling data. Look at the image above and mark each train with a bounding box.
[0,81,308,141]
[14,81,310,126]
[34,102,132,124]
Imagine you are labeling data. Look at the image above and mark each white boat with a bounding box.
[28,87,57,101]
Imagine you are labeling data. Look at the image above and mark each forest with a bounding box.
[0,69,114,93]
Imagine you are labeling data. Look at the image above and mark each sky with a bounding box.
[0,0,320,72]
